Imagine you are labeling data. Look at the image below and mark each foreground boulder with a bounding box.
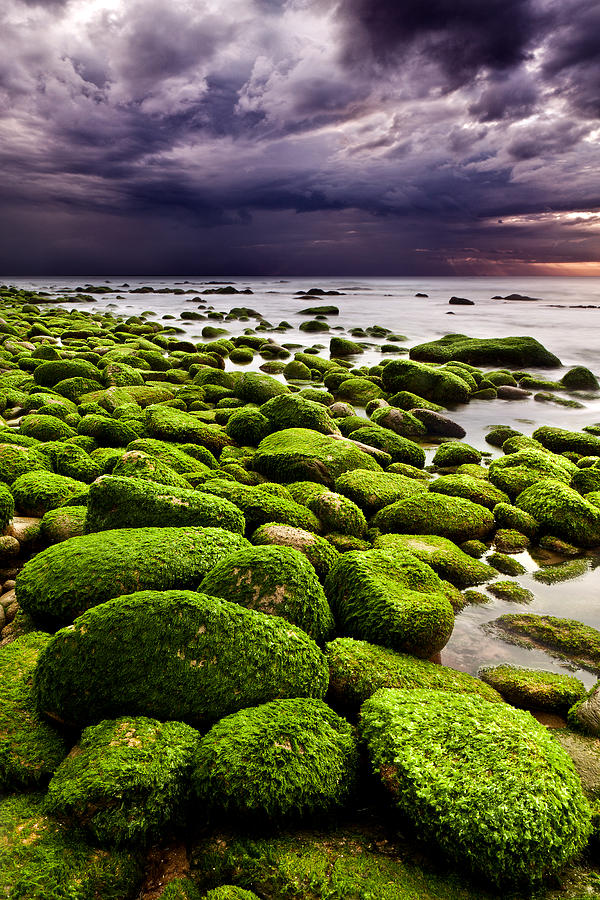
[515,479,600,547]
[192,698,358,818]
[0,792,142,900]
[85,476,245,533]
[324,550,454,657]
[0,632,67,790]
[46,716,200,846]
[371,493,494,543]
[488,449,576,497]
[253,428,380,487]
[325,637,502,711]
[16,527,250,623]
[360,689,591,888]
[199,545,335,643]
[33,590,329,728]
[373,533,496,588]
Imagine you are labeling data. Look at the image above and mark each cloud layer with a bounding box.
[0,0,598,274]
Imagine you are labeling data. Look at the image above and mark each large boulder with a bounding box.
[199,545,334,643]
[253,428,380,487]
[85,476,244,533]
[334,468,427,515]
[428,474,508,510]
[196,478,321,532]
[381,359,471,404]
[409,334,561,368]
[371,493,494,543]
[0,632,67,790]
[373,533,497,587]
[515,478,600,547]
[488,449,576,497]
[360,689,591,888]
[46,716,200,846]
[33,590,329,728]
[11,471,87,517]
[192,698,358,818]
[324,549,454,657]
[145,405,233,455]
[251,524,339,579]
[325,637,502,711]
[260,394,339,435]
[16,526,249,624]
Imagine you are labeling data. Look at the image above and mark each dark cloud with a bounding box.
[507,120,590,161]
[468,73,538,123]
[542,0,600,117]
[337,0,542,88]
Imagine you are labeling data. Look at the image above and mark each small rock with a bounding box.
[6,517,42,545]
[0,589,16,610]
[0,535,20,561]
[2,579,16,593]
[496,385,531,400]
[412,409,466,438]
[569,683,600,737]
[449,296,474,305]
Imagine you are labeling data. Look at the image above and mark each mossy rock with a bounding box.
[127,437,217,473]
[493,528,530,553]
[324,549,454,658]
[409,334,561,368]
[159,878,203,900]
[381,359,471,404]
[373,534,497,588]
[572,467,600,495]
[486,552,526,576]
[0,442,53,485]
[533,559,590,585]
[77,413,141,446]
[33,358,104,388]
[337,414,372,436]
[199,545,334,643]
[16,526,249,624]
[486,580,534,603]
[492,501,538,538]
[11,471,87,517]
[429,474,508,511]
[485,425,522,447]
[0,632,67,790]
[325,637,502,711]
[515,478,600,547]
[251,524,339,579]
[0,480,14,529]
[20,413,77,442]
[561,366,599,390]
[41,441,102,483]
[203,888,258,900]
[490,613,600,672]
[432,442,482,468]
[234,373,289,405]
[192,698,358,818]
[0,792,142,900]
[336,377,384,405]
[372,493,494,543]
[478,664,586,713]
[225,408,271,446]
[307,490,368,537]
[348,425,425,468]
[370,406,427,439]
[33,590,328,728]
[46,716,200,846]
[533,425,600,457]
[197,478,321,533]
[260,394,339,436]
[488,449,577,497]
[145,406,233,456]
[41,505,87,543]
[334,468,427,515]
[112,449,192,488]
[86,476,245,534]
[359,689,591,888]
[254,428,380,488]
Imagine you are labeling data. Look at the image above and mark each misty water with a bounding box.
[7,274,600,686]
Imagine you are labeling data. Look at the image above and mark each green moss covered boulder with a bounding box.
[41,505,87,543]
[33,590,328,728]
[381,359,471,404]
[533,425,600,457]
[0,441,53,485]
[0,792,142,900]
[234,372,289,405]
[432,442,482,468]
[251,524,339,578]
[11,470,87,517]
[515,478,600,547]
[346,425,425,468]
[45,716,200,846]
[324,549,454,657]
[41,441,102,483]
[371,493,494,543]
[192,698,358,819]
[111,449,191,488]
[86,476,245,534]
[360,689,591,888]
[127,437,217,473]
[254,428,380,487]
[429,474,508,510]
[199,545,334,643]
[197,478,321,532]
[325,637,502,711]
[409,334,561,368]
[33,358,104,388]
[0,632,67,790]
[261,394,339,435]
[334,468,427,515]
[16,526,250,624]
[490,613,600,672]
[0,480,14,529]
[478,664,586,713]
[146,405,233,455]
[488,449,577,497]
[373,533,497,588]
[225,408,271,446]
[20,413,77,442]
[492,501,539,538]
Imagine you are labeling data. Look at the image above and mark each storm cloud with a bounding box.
[0,0,598,274]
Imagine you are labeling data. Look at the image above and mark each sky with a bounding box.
[1,0,599,276]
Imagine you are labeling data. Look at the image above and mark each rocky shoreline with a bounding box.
[2,284,600,898]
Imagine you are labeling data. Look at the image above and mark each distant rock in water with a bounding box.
[492,293,542,301]
[201,286,253,294]
[449,296,475,305]
[415,292,428,297]
[295,288,344,296]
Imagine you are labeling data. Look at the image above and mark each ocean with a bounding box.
[5,274,600,684]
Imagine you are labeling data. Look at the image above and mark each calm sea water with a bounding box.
[5,274,600,685]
